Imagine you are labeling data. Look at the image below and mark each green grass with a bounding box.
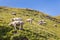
[0,7,60,40]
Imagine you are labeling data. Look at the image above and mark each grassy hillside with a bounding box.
[0,7,60,40]
[55,16,60,19]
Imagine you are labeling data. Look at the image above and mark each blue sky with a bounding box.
[0,0,60,16]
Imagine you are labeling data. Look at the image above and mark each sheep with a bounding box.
[46,16,51,19]
[43,22,46,24]
[11,12,16,15]
[12,18,22,21]
[9,21,24,30]
[53,24,57,27]
[26,18,33,24]
[38,20,46,25]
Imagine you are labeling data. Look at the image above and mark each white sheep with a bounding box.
[12,18,22,21]
[26,18,33,24]
[53,24,57,27]
[11,12,16,15]
[9,21,24,30]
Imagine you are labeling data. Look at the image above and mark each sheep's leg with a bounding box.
[19,24,23,30]
[13,24,17,34]
[14,24,17,30]
[21,24,23,30]
[30,21,32,24]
